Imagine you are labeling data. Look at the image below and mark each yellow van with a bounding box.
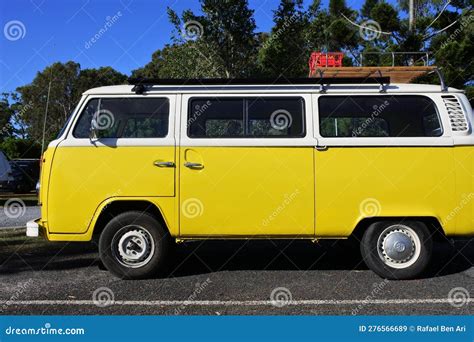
[27,78,474,280]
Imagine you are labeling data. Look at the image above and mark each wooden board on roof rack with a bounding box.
[310,66,436,83]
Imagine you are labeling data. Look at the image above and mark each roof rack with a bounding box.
[128,76,390,94]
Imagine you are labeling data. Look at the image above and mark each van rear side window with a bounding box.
[319,95,443,137]
[188,97,305,138]
[73,98,169,138]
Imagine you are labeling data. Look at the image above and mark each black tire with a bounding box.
[360,221,433,280]
[99,211,171,279]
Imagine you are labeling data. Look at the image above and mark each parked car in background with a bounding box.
[8,159,40,193]
[0,151,13,192]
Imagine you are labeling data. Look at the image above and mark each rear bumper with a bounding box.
[26,218,41,237]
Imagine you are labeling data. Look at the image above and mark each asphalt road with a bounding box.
[0,226,472,315]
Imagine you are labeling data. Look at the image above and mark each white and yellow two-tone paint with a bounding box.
[27,82,474,279]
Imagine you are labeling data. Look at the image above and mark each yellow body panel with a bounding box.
[38,147,54,224]
[179,147,315,236]
[452,147,474,235]
[44,196,177,241]
[39,143,474,241]
[314,147,459,237]
[47,145,175,234]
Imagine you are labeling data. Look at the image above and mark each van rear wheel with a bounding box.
[99,211,171,279]
[360,221,432,280]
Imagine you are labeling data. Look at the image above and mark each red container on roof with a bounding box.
[309,52,344,76]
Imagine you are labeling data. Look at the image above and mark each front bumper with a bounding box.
[26,218,40,237]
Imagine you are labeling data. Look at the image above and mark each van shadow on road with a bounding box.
[0,228,472,279]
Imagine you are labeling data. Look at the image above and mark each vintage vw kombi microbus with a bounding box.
[27,78,474,280]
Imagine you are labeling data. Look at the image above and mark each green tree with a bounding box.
[0,94,14,140]
[131,42,224,79]
[16,62,126,143]
[75,67,127,95]
[17,62,81,143]
[370,2,400,33]
[167,0,258,78]
[361,0,379,18]
[258,0,309,77]
[329,0,352,17]
[0,137,41,159]
[428,8,474,89]
[305,0,358,57]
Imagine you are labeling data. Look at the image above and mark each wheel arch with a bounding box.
[91,199,171,239]
[350,216,447,242]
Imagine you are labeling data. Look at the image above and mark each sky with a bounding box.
[0,0,397,94]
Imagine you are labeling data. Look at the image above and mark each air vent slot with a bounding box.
[442,95,468,132]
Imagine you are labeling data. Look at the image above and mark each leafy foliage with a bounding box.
[166,0,258,78]
[258,0,309,77]
[4,0,474,151]
[16,62,126,144]
[0,137,41,159]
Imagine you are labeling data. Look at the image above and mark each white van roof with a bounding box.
[83,83,463,95]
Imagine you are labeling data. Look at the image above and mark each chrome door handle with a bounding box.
[154,161,175,167]
[184,162,203,169]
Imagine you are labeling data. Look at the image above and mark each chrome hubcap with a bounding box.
[377,225,421,269]
[383,231,413,261]
[112,226,155,268]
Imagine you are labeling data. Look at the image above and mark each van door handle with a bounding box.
[154,161,175,167]
[184,162,203,169]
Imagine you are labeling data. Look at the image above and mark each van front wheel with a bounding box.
[360,221,432,280]
[99,211,171,279]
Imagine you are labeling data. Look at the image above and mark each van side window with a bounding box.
[189,99,244,138]
[73,98,169,138]
[319,96,443,137]
[188,97,305,138]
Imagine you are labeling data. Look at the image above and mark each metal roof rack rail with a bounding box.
[376,70,389,93]
[128,76,390,94]
[315,69,327,93]
[428,67,448,92]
